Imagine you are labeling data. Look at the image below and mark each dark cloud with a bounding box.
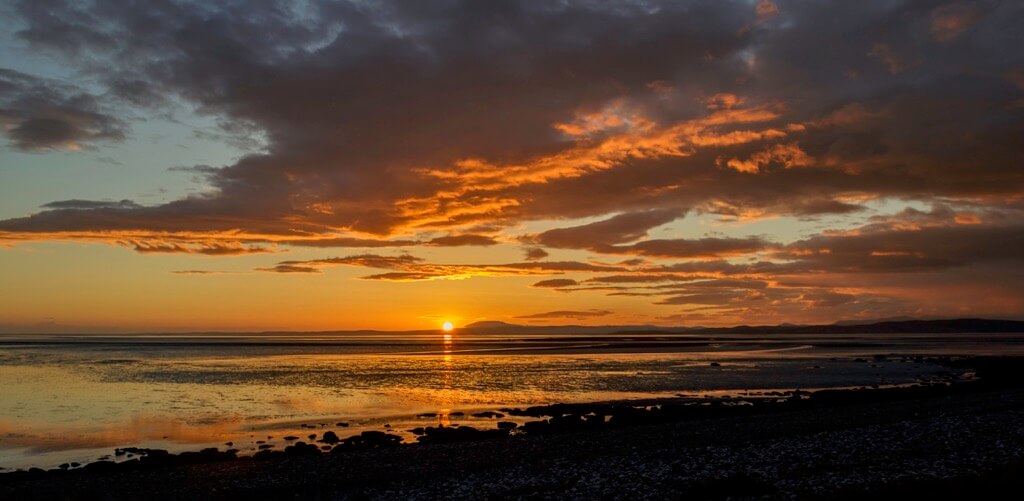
[426,234,498,246]
[2,0,1024,321]
[255,264,320,274]
[41,199,141,210]
[523,247,549,260]
[2,0,1022,240]
[515,309,612,320]
[532,210,768,257]
[532,209,685,249]
[0,69,126,151]
[258,254,626,280]
[609,236,769,259]
[128,240,275,256]
[777,218,1024,273]
[532,278,579,288]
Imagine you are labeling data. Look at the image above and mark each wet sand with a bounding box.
[2,357,1023,499]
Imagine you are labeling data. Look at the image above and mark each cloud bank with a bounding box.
[2,0,1023,324]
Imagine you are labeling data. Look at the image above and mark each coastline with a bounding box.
[2,356,1023,499]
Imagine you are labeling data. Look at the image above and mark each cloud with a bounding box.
[254,264,321,274]
[532,209,684,249]
[425,234,498,246]
[515,309,612,320]
[0,69,126,151]
[9,0,1024,241]
[930,3,979,42]
[776,213,1024,273]
[530,210,768,258]
[720,142,814,174]
[755,0,780,20]
[128,240,275,256]
[608,236,769,259]
[531,278,579,288]
[41,199,141,210]
[257,253,625,281]
[523,247,549,260]
[2,1,1024,323]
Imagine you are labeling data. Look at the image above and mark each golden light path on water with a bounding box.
[2,332,1023,469]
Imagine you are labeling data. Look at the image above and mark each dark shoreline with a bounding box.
[2,356,1024,499]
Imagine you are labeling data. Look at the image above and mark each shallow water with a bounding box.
[1,331,1022,469]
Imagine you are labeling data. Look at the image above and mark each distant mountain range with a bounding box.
[4,318,1022,337]
[463,318,1024,335]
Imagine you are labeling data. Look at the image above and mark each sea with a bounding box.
[2,330,1023,470]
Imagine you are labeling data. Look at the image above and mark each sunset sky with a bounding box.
[1,0,1023,332]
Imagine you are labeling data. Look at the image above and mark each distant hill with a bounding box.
[462,320,670,335]
[462,318,1024,336]
[622,318,1024,335]
[6,318,1021,338]
[832,316,917,326]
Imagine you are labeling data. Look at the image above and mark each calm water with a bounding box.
[1,331,1022,469]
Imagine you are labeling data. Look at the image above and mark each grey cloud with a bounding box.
[0,68,126,151]
[41,199,141,210]
[533,210,768,258]
[533,209,685,249]
[515,309,612,320]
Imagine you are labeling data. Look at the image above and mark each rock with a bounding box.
[82,461,119,473]
[415,425,510,445]
[521,420,549,434]
[333,431,403,451]
[283,436,299,441]
[336,422,349,427]
[472,411,505,418]
[284,441,321,456]
[307,433,317,440]
[177,448,236,465]
[320,431,340,444]
[710,362,721,367]
[496,421,518,430]
[252,450,281,461]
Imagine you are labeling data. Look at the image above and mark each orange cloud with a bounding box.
[930,3,978,42]
[721,142,814,174]
[258,254,627,281]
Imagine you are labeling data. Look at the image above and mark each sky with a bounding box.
[1,0,1023,332]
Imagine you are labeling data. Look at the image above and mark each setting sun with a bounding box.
[442,321,454,332]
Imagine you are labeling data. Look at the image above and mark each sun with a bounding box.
[442,321,454,332]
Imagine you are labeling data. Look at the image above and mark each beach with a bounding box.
[2,356,1023,499]
[2,331,1013,470]
[0,354,1019,495]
